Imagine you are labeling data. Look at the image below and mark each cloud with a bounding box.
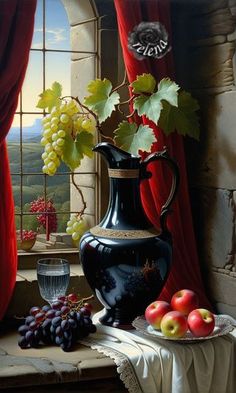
[32,42,43,49]
[34,28,67,47]
[46,28,67,44]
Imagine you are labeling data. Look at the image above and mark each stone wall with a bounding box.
[172,0,236,317]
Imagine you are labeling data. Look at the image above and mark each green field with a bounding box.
[8,142,70,232]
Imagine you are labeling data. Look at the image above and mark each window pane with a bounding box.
[7,114,20,174]
[22,115,43,173]
[45,0,70,50]
[15,209,21,231]
[57,212,70,233]
[31,0,43,50]
[47,174,70,232]
[12,176,21,222]
[23,175,44,205]
[45,52,71,96]
[47,174,70,206]
[22,214,39,232]
[22,51,43,112]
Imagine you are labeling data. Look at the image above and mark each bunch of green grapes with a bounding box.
[41,99,96,176]
[74,115,96,134]
[66,215,88,245]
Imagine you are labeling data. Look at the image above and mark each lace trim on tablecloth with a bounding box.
[80,338,143,393]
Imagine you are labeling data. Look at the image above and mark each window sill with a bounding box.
[18,247,79,270]
[0,330,125,392]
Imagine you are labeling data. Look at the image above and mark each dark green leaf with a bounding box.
[158,91,200,139]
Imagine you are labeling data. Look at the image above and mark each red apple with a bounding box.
[187,308,215,337]
[160,311,188,338]
[145,301,172,330]
[171,289,199,316]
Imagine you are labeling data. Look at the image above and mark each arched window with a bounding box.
[7,0,99,254]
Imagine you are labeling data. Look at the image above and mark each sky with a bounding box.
[12,0,71,128]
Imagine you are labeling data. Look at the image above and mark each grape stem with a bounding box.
[111,70,128,93]
[71,172,87,217]
[117,95,136,117]
[61,95,114,143]
[126,108,136,119]
[118,95,135,107]
[81,294,94,302]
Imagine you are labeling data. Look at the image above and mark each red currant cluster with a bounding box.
[30,197,57,234]
[16,229,37,241]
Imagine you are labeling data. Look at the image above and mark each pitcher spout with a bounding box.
[93,142,140,169]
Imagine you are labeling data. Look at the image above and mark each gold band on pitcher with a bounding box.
[108,168,140,178]
[90,226,161,239]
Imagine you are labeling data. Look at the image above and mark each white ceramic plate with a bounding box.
[132,315,234,343]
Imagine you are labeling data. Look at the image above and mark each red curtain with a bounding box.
[0,0,36,320]
[114,0,212,308]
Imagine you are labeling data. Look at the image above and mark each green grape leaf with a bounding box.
[76,131,94,159]
[62,131,94,171]
[131,73,156,94]
[62,134,82,171]
[84,79,120,123]
[157,78,180,107]
[133,78,180,124]
[114,121,156,156]
[37,82,62,112]
[158,91,200,140]
[51,81,62,97]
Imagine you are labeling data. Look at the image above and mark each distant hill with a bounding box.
[7,118,42,142]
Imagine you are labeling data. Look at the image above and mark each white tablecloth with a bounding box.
[80,312,236,393]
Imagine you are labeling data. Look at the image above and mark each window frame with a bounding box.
[12,0,121,266]
[12,0,100,263]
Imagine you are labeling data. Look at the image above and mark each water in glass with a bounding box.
[37,258,70,304]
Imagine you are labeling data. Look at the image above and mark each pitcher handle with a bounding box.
[141,148,180,234]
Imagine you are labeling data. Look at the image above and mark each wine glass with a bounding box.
[37,258,70,304]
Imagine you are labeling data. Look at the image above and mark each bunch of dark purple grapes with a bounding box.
[18,293,96,352]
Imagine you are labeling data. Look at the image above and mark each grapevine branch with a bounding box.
[71,172,87,218]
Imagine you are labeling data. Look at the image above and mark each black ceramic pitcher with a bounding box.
[79,142,179,328]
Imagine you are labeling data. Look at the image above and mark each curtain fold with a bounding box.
[0,0,36,320]
[114,0,212,308]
